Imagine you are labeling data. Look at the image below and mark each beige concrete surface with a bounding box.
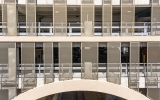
[12,80,150,100]
[0,36,160,42]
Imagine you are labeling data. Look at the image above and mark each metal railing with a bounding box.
[0,22,154,36]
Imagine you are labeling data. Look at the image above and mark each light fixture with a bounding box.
[127,11,131,12]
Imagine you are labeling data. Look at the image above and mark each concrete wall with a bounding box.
[0,90,8,100]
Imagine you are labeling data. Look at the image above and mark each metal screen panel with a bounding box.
[151,5,160,36]
[0,43,16,89]
[54,1,67,36]
[81,0,94,36]
[21,43,36,89]
[121,0,135,36]
[59,42,72,80]
[103,0,112,36]
[147,42,160,88]
[81,42,98,79]
[107,42,121,84]
[129,42,140,88]
[2,4,7,35]
[26,0,36,36]
[43,43,54,83]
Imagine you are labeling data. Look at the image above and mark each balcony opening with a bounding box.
[112,7,121,36]
[54,43,59,73]
[95,6,102,35]
[140,42,147,64]
[135,7,151,36]
[121,42,130,63]
[67,6,81,36]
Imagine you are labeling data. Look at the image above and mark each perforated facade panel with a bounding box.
[103,0,112,36]
[59,42,72,80]
[107,42,121,84]
[151,5,160,35]
[81,0,94,36]
[26,0,36,36]
[121,0,135,36]
[54,0,67,36]
[129,42,139,88]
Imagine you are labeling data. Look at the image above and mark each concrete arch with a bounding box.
[12,80,150,100]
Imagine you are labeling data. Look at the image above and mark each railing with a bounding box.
[0,22,154,36]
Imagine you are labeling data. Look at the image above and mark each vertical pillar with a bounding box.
[121,0,135,36]
[129,42,140,88]
[2,0,17,36]
[107,42,121,84]
[102,0,112,36]
[81,42,98,79]
[53,0,67,36]
[26,0,36,36]
[59,42,72,80]
[43,43,53,83]
[81,0,94,36]
[151,0,160,36]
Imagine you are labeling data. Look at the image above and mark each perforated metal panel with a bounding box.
[121,0,135,36]
[151,6,160,35]
[26,0,36,36]
[59,42,72,80]
[103,0,112,36]
[81,42,98,79]
[54,1,67,36]
[21,43,36,89]
[43,43,54,83]
[129,42,140,88]
[107,42,121,84]
[2,4,7,35]
[81,0,94,36]
[147,42,160,88]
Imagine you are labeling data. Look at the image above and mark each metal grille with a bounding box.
[147,42,160,88]
[121,6,135,36]
[54,5,67,36]
[107,42,121,84]
[43,43,54,83]
[129,42,140,88]
[81,5,94,36]
[4,0,15,3]
[54,0,66,4]
[81,0,94,4]
[102,5,112,36]
[2,5,7,36]
[151,6,160,35]
[81,42,98,79]
[21,43,36,89]
[121,0,134,5]
[26,2,36,36]
[59,42,72,80]
[103,0,111,4]
[27,0,36,3]
[152,0,159,4]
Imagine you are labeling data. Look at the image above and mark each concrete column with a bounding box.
[84,21,93,36]
[84,62,92,79]
[8,48,16,81]
[148,88,160,100]
[9,88,17,100]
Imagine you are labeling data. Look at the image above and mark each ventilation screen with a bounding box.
[43,43,54,83]
[81,4,94,36]
[26,1,36,36]
[102,3,112,36]
[151,6,160,35]
[129,42,139,88]
[81,42,98,79]
[121,6,135,36]
[21,43,36,89]
[54,3,67,36]
[122,0,133,5]
[59,42,72,80]
[107,42,121,84]
[2,5,7,35]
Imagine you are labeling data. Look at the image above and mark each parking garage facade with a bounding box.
[0,0,160,100]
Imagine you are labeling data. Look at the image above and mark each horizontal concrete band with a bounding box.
[12,80,149,100]
[0,36,160,42]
